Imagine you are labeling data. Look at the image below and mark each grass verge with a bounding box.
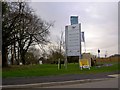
[2,62,119,78]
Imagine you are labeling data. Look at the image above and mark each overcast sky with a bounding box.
[29,1,118,57]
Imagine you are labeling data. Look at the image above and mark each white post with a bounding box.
[65,55,67,69]
[58,59,60,70]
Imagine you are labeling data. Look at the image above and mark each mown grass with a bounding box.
[2,62,119,78]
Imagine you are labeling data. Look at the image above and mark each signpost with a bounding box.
[98,49,100,58]
[65,23,81,68]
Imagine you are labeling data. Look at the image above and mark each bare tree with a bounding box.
[47,31,65,65]
[2,2,53,66]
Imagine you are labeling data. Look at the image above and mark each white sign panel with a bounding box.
[65,24,81,56]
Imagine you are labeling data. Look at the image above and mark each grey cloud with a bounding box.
[29,2,118,57]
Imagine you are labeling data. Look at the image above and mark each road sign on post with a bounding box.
[65,23,81,68]
[98,49,100,58]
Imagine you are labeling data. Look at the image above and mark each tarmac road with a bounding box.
[42,76,118,88]
[2,71,119,85]
[2,71,119,89]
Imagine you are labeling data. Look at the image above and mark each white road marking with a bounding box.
[108,74,119,78]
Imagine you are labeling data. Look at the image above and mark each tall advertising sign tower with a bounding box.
[65,16,81,68]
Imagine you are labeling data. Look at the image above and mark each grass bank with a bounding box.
[2,62,119,78]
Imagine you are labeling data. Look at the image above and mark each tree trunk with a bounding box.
[22,55,25,65]
[16,47,20,65]
[13,40,16,64]
[11,45,14,65]
[21,51,26,65]
[2,46,8,67]
[11,54,14,65]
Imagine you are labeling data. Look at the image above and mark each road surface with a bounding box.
[41,77,118,88]
[2,72,119,89]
